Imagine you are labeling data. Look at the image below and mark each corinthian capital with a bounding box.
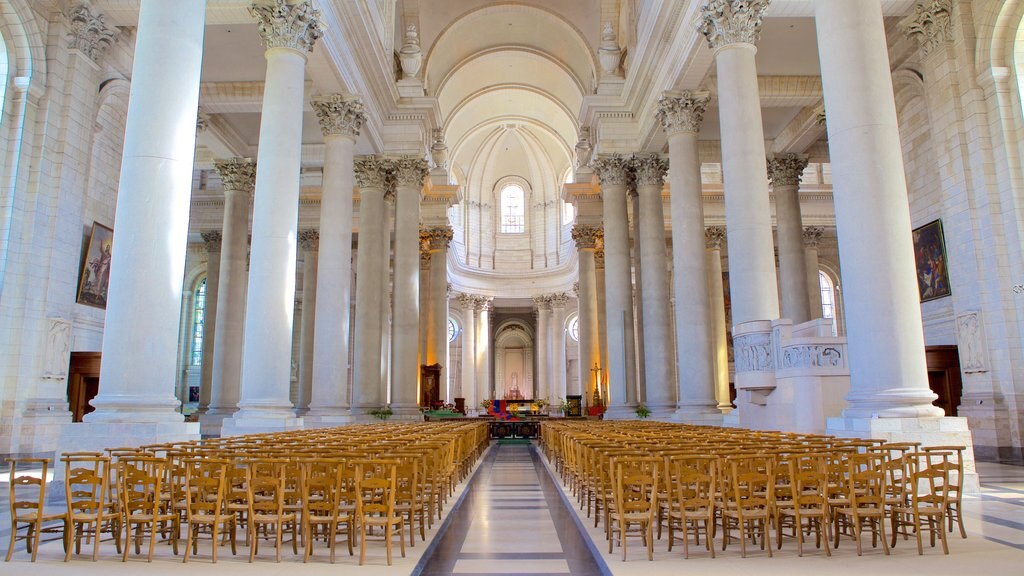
[802,226,824,248]
[571,224,603,250]
[549,293,570,308]
[705,226,726,249]
[767,155,809,188]
[392,157,429,188]
[656,91,710,135]
[66,2,115,62]
[354,156,391,190]
[592,155,632,186]
[250,0,323,53]
[298,228,319,252]
[420,226,454,252]
[901,0,953,56]
[311,94,366,138]
[201,230,223,252]
[631,154,668,188]
[214,158,257,194]
[698,0,769,51]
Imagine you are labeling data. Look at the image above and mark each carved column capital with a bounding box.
[656,91,711,135]
[698,0,769,51]
[631,154,668,188]
[201,230,223,253]
[66,2,115,62]
[311,94,366,137]
[705,226,726,249]
[901,0,953,56]
[571,224,603,250]
[298,228,319,252]
[354,155,391,190]
[392,156,429,188]
[767,155,809,188]
[249,0,323,53]
[533,295,553,311]
[420,226,454,252]
[213,158,257,194]
[592,155,632,186]
[550,293,570,308]
[802,226,824,248]
[594,247,605,269]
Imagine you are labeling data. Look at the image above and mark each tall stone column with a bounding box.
[227,0,321,432]
[628,190,646,401]
[593,156,638,418]
[391,158,429,416]
[380,200,393,405]
[769,155,812,324]
[475,298,493,403]
[295,229,318,415]
[571,225,602,402]
[351,157,389,414]
[457,294,477,412]
[699,1,779,421]
[632,154,676,418]
[814,0,942,418]
[657,92,722,421]
[705,227,732,411]
[422,226,454,402]
[196,231,221,416]
[803,227,824,319]
[203,159,255,434]
[87,0,206,424]
[307,95,364,422]
[549,293,570,405]
[533,296,551,401]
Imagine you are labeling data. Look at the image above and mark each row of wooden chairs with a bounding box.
[6,421,490,564]
[540,421,966,561]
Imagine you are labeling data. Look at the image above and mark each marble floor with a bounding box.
[3,444,1024,575]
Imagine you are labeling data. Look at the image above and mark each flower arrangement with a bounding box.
[635,404,651,419]
[557,397,570,414]
[368,406,393,420]
[480,399,493,412]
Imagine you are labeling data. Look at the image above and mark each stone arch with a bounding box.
[493,319,534,400]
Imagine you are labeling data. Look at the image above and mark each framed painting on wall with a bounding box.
[76,222,114,309]
[912,219,952,302]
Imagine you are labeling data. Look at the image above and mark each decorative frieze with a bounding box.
[656,91,710,135]
[705,226,726,250]
[571,224,603,250]
[698,0,770,51]
[631,154,668,188]
[311,94,366,137]
[592,155,632,186]
[354,156,391,190]
[780,345,844,369]
[298,228,319,252]
[213,158,257,193]
[420,226,454,252]
[902,0,953,56]
[250,0,323,53]
[802,226,824,248]
[734,332,773,373]
[66,2,115,62]
[767,155,809,188]
[201,230,223,252]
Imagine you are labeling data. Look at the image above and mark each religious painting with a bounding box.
[76,222,114,309]
[912,219,951,302]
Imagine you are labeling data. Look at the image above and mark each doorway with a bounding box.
[67,352,101,422]
[925,345,963,417]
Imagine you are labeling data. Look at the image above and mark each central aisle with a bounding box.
[418,443,607,576]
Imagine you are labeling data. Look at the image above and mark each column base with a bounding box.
[222,407,304,436]
[843,388,946,418]
[304,412,359,428]
[198,408,237,437]
[958,392,1021,464]
[826,415,979,493]
[604,404,639,420]
[389,404,426,422]
[0,398,73,454]
[672,408,725,426]
[84,394,184,423]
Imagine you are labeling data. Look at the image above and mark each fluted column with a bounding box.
[391,158,429,416]
[475,298,493,403]
[657,92,721,420]
[351,157,389,413]
[699,0,779,410]
[533,296,551,402]
[571,225,602,402]
[307,95,365,420]
[230,1,322,430]
[87,0,206,423]
[204,159,255,431]
[549,294,569,405]
[593,156,638,418]
[632,154,675,418]
[803,227,824,319]
[457,294,477,412]
[197,231,221,415]
[422,226,454,400]
[295,229,318,415]
[705,227,732,410]
[769,155,812,323]
[814,0,941,417]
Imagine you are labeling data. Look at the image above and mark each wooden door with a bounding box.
[925,345,963,417]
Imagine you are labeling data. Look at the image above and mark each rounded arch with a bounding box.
[976,0,1024,73]
[493,319,534,400]
[0,0,47,89]
[818,260,845,337]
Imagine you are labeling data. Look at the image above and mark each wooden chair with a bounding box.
[609,455,661,561]
[890,451,950,555]
[117,456,178,561]
[5,458,68,562]
[777,452,831,557]
[182,458,235,563]
[300,459,353,563]
[834,452,890,556]
[922,445,966,539]
[354,459,405,566]
[245,458,298,562]
[62,454,122,561]
[667,455,716,559]
[720,454,775,558]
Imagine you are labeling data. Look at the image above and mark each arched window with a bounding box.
[190,278,207,366]
[0,34,8,120]
[562,201,576,225]
[819,271,837,337]
[568,315,580,342]
[500,184,525,233]
[448,317,459,342]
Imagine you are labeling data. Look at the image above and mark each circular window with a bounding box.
[448,318,459,342]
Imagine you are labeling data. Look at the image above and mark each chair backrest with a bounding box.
[7,458,51,522]
[671,455,717,511]
[183,458,229,520]
[612,456,661,519]
[921,445,964,502]
[726,454,776,511]
[788,452,829,507]
[62,454,111,519]
[909,451,952,507]
[245,458,291,517]
[301,458,345,519]
[847,452,888,508]
[354,460,398,518]
[118,456,166,518]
